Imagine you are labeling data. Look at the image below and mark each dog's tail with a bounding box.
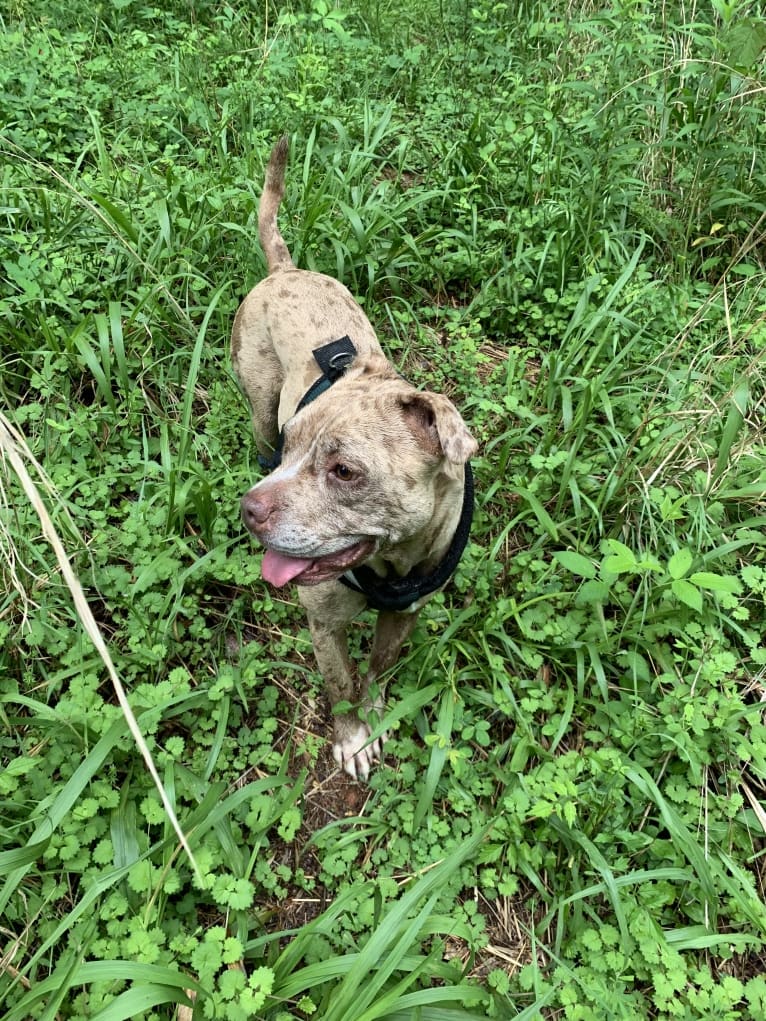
[258,135,295,274]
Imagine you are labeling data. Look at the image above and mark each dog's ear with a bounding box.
[399,391,478,464]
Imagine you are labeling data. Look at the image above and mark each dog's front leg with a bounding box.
[309,617,378,779]
[320,609,420,779]
[300,585,375,779]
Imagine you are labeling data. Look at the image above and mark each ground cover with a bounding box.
[1,1,766,1017]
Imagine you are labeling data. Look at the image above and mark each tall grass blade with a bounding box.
[549,818,633,952]
[626,766,718,920]
[709,379,749,490]
[0,838,51,874]
[88,983,193,1021]
[177,282,229,468]
[0,715,128,915]
[412,690,455,831]
[321,829,486,1021]
[0,414,201,882]
[5,961,199,1021]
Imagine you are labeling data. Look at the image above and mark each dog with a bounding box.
[232,136,477,779]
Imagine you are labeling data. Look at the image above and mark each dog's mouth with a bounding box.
[261,540,375,587]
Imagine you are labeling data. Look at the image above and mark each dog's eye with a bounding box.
[331,463,354,482]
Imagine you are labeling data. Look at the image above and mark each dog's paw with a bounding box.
[332,721,385,781]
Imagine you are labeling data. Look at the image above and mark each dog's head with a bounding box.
[241,363,477,587]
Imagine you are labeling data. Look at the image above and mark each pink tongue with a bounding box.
[261,550,314,586]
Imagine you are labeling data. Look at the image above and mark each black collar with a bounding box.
[340,461,474,612]
[259,337,474,613]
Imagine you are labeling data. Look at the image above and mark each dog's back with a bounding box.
[233,135,383,450]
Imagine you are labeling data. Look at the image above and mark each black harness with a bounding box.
[257,336,358,474]
[259,337,474,613]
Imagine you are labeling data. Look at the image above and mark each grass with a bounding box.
[1,0,766,1018]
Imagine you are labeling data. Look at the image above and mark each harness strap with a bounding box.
[257,336,356,472]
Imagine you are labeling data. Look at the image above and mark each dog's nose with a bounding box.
[241,490,272,532]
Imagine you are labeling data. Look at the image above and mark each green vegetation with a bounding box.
[2,0,766,1017]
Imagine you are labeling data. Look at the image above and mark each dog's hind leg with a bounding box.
[366,609,421,703]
